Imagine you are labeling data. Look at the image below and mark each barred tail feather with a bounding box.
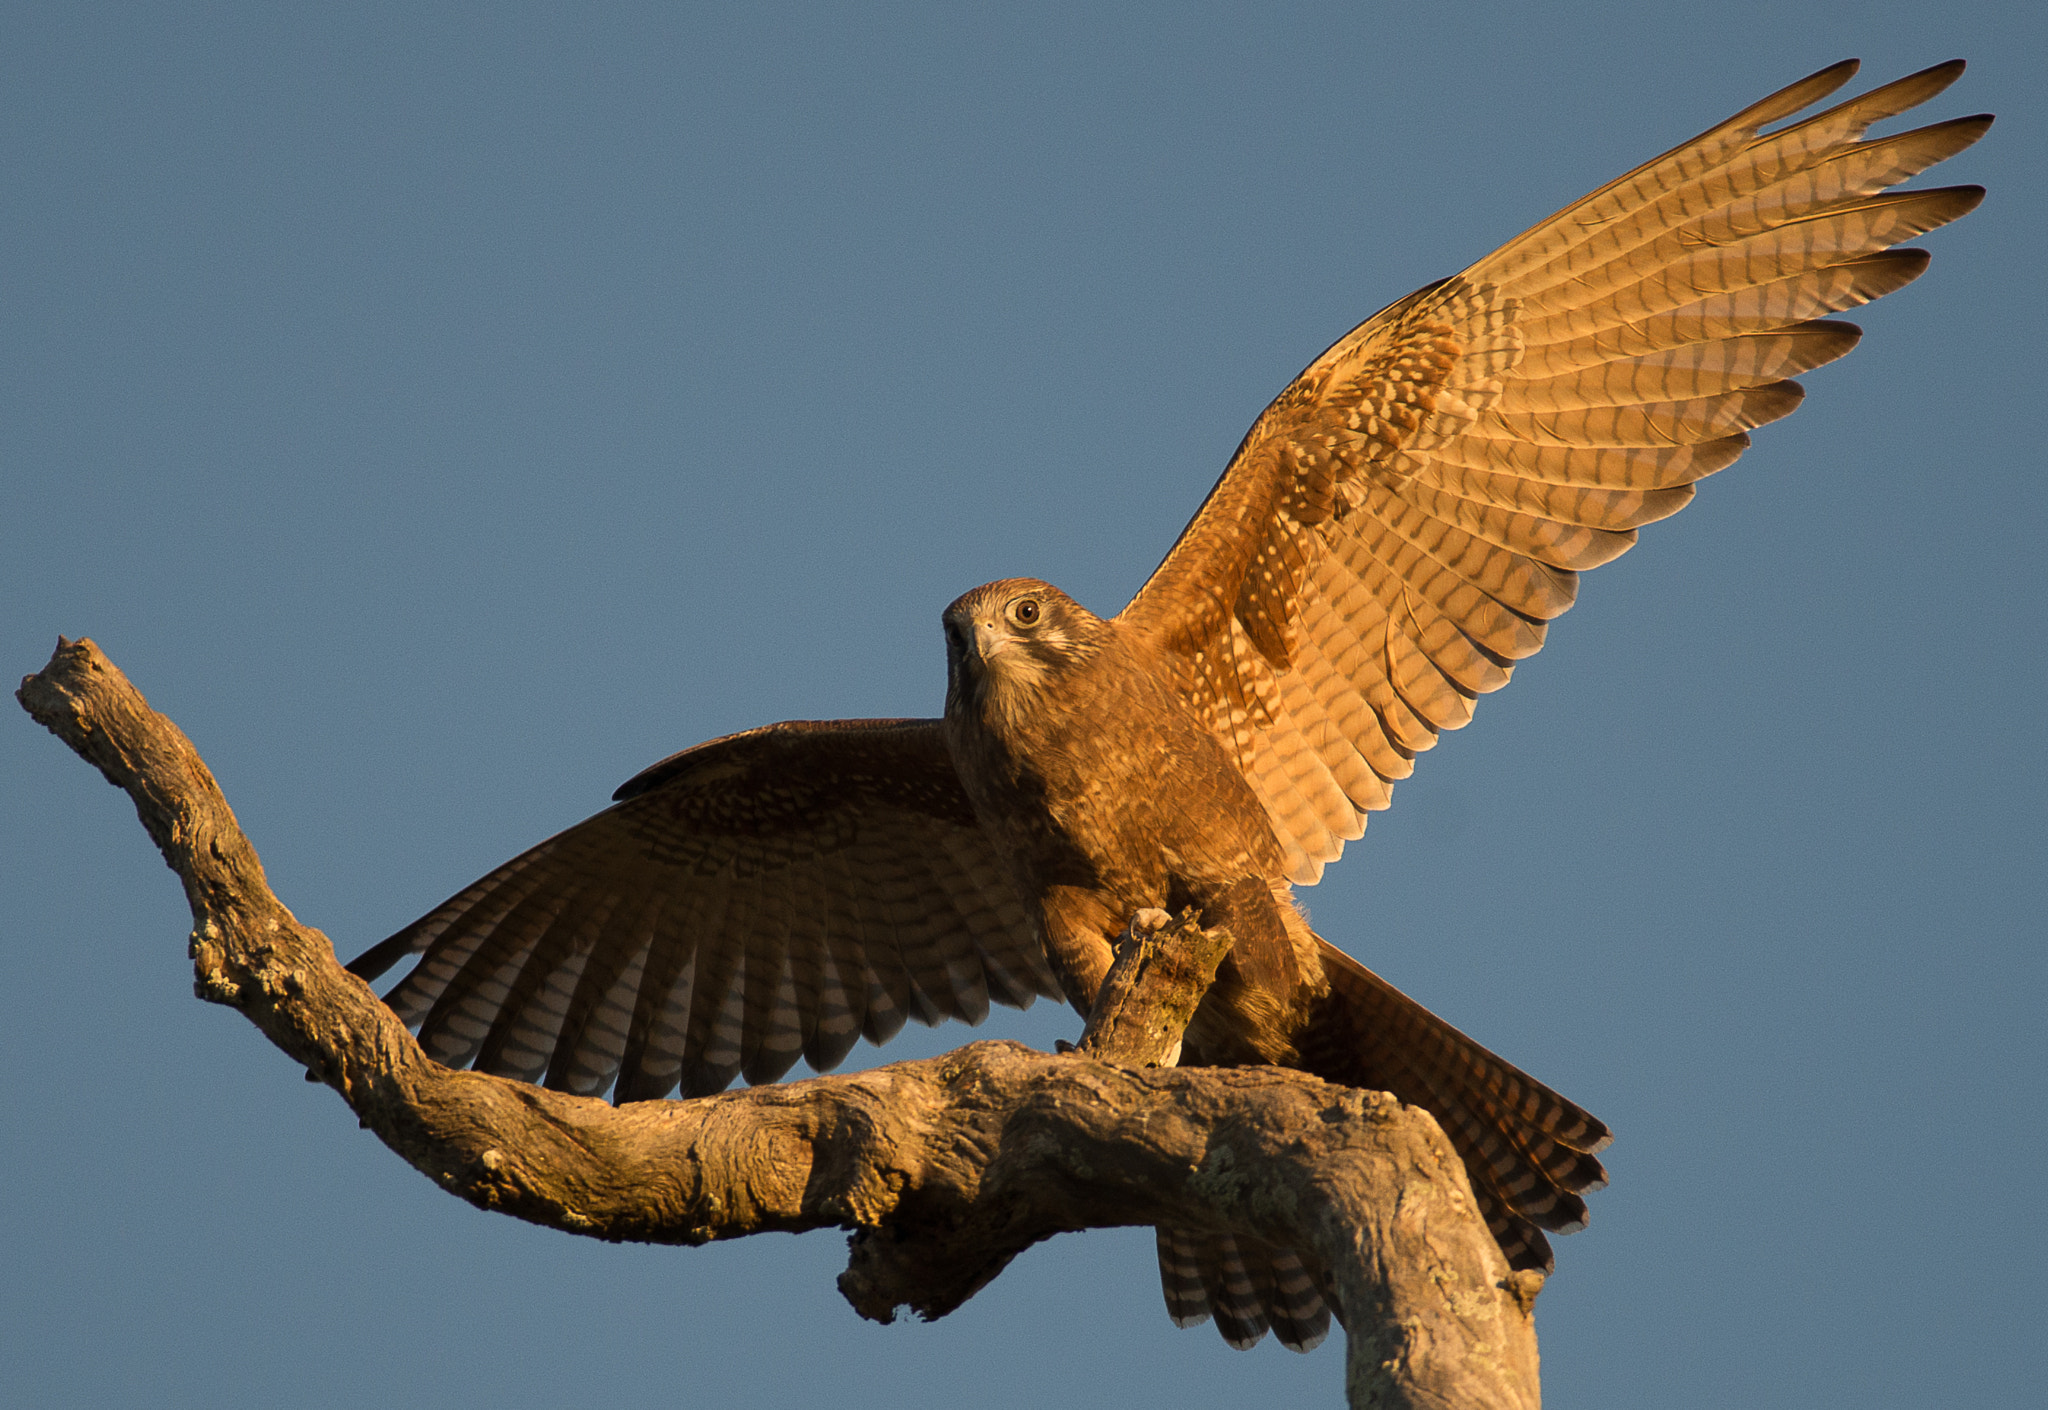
[1149,932,1603,1349]
[1153,1227,1335,1353]
[1302,935,1610,1273]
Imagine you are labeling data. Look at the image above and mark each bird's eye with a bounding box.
[1009,597,1041,627]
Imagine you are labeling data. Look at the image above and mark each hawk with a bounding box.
[350,60,1988,1351]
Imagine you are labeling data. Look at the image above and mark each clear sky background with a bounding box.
[5,4,2041,1408]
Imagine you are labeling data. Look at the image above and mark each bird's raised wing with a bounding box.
[1118,60,1989,882]
[348,718,1057,1100]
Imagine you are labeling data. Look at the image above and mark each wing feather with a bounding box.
[471,880,613,1082]
[1118,62,1987,875]
[348,718,1052,1102]
[614,877,723,1100]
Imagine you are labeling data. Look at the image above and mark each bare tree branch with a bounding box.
[18,636,1545,1410]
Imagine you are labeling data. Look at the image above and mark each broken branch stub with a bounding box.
[1077,906,1234,1066]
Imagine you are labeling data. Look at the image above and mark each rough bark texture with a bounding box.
[1078,906,1233,1066]
[18,636,1544,1410]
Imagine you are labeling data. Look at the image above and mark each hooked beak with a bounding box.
[946,612,1010,677]
[972,618,1011,664]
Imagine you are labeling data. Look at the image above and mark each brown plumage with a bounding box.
[349,60,1989,1351]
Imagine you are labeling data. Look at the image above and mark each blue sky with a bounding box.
[6,4,2041,1407]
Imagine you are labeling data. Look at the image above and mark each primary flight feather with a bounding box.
[351,59,1989,1352]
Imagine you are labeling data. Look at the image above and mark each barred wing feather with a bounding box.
[1119,60,1989,883]
[348,718,1058,1100]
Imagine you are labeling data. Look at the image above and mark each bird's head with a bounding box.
[942,578,1107,716]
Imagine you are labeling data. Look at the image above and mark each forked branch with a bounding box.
[18,637,1543,1410]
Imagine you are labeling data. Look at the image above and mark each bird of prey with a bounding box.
[350,60,1989,1352]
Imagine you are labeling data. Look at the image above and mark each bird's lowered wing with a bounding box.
[1118,60,1989,882]
[349,718,1057,1100]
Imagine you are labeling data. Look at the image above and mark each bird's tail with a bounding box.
[1155,934,1609,1350]
[1303,937,1611,1271]
[1155,1225,1333,1351]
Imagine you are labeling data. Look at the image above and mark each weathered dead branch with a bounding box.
[1078,905,1234,1066]
[18,636,1543,1410]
